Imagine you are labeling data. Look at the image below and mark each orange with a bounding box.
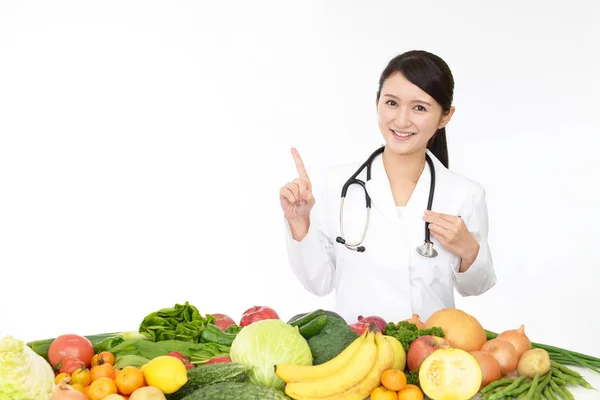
[397,384,424,400]
[381,369,407,391]
[115,366,146,395]
[88,377,118,400]
[71,383,85,393]
[371,385,398,400]
[91,363,116,381]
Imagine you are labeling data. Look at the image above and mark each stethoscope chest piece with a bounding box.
[416,241,438,258]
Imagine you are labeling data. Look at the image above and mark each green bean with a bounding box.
[549,379,574,400]
[508,380,533,397]
[521,373,540,400]
[481,377,519,394]
[534,372,553,398]
[488,376,529,400]
[551,376,567,386]
[550,361,582,378]
[551,368,581,386]
[543,385,558,400]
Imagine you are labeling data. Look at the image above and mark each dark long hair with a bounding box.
[376,50,454,168]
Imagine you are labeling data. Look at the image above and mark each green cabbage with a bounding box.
[229,319,313,390]
[0,336,56,399]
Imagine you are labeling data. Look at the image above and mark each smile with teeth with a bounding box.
[392,129,416,137]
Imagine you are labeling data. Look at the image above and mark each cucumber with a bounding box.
[298,314,328,339]
[180,382,291,400]
[287,310,346,325]
[186,362,253,386]
[288,309,325,327]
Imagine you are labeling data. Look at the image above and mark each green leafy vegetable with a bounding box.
[383,320,445,352]
[107,339,230,364]
[229,319,313,390]
[139,301,215,343]
[113,355,151,369]
[225,324,242,334]
[0,336,55,400]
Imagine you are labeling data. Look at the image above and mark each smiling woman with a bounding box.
[279,49,497,325]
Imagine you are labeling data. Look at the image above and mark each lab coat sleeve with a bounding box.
[283,179,337,297]
[451,189,497,296]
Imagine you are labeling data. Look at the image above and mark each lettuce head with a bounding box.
[0,335,56,399]
[229,319,312,389]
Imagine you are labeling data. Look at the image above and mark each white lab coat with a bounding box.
[284,149,497,324]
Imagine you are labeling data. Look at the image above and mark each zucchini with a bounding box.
[186,362,253,386]
[298,314,328,339]
[180,382,291,400]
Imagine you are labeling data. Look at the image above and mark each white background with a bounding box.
[1,1,600,396]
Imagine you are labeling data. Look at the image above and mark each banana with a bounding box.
[275,330,368,383]
[385,334,406,371]
[292,330,396,400]
[284,328,378,398]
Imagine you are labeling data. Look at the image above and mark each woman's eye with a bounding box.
[415,105,426,112]
[385,100,397,106]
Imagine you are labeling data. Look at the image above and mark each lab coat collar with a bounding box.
[364,149,440,221]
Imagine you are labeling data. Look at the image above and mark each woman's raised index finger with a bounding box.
[291,147,309,178]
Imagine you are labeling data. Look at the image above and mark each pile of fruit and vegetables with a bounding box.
[2,303,599,400]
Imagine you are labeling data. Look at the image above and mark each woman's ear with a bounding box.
[438,106,455,129]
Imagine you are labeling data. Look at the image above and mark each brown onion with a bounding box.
[403,313,426,330]
[470,350,502,389]
[481,338,519,376]
[50,381,88,400]
[497,324,532,358]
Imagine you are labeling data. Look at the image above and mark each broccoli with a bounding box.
[307,314,360,365]
[383,320,445,352]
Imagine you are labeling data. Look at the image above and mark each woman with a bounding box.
[279,50,497,324]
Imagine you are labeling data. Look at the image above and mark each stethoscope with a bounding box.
[335,146,438,258]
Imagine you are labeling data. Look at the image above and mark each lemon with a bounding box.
[140,355,188,394]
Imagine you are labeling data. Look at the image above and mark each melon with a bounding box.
[419,348,482,400]
[425,308,486,352]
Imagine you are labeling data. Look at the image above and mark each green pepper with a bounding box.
[200,324,237,346]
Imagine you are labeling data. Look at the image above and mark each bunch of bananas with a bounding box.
[275,324,398,400]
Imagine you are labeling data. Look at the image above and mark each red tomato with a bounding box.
[168,352,194,369]
[210,313,236,331]
[48,334,95,368]
[239,306,280,327]
[205,356,231,364]
[59,356,86,374]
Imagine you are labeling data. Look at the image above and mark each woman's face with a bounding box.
[376,72,454,157]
